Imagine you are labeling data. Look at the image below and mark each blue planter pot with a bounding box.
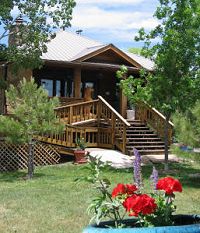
[83,215,200,233]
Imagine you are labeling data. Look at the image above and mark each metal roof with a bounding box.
[42,30,154,71]
[124,52,155,71]
[41,30,103,61]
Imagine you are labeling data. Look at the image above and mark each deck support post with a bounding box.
[119,89,127,118]
[74,67,81,98]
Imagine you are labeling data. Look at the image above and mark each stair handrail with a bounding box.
[98,96,130,127]
[54,99,99,110]
[98,95,130,153]
[135,102,174,143]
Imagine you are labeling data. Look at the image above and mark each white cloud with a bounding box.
[71,5,158,30]
[76,0,145,5]
[10,6,20,18]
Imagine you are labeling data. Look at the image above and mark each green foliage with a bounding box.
[0,78,64,144]
[128,47,142,55]
[0,0,76,70]
[80,156,125,228]
[0,161,199,232]
[116,65,151,105]
[118,0,200,170]
[134,0,200,115]
[0,78,64,178]
[75,137,86,150]
[173,101,200,147]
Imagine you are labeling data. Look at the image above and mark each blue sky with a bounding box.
[0,0,159,51]
[69,0,159,50]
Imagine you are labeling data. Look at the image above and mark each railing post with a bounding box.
[69,106,73,124]
[97,100,101,145]
[122,125,126,154]
[111,113,116,149]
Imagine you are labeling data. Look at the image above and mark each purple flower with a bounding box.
[133,148,142,190]
[150,166,159,191]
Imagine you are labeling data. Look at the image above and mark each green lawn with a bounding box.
[0,158,199,233]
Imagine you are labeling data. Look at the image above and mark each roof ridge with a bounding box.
[86,44,108,49]
[58,30,103,45]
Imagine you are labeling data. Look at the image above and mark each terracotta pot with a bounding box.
[83,215,200,233]
[74,150,87,164]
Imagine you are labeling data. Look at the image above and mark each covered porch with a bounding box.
[33,60,139,117]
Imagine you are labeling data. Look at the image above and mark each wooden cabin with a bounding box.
[0,31,173,171]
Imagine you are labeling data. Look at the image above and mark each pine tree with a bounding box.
[0,78,64,179]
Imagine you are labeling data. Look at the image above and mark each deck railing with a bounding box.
[39,96,130,153]
[98,96,130,153]
[135,102,174,143]
[55,99,99,124]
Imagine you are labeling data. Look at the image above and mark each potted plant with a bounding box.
[81,150,200,232]
[74,137,87,164]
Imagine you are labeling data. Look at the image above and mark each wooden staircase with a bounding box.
[126,120,165,155]
[37,96,173,157]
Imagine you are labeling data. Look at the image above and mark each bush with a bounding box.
[173,101,200,147]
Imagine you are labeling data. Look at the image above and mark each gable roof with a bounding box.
[42,30,154,71]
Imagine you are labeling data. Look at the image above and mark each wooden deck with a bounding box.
[38,96,173,155]
[0,96,173,171]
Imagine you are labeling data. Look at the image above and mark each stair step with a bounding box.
[127,138,162,141]
[128,127,150,130]
[126,145,165,149]
[127,134,158,137]
[127,130,154,134]
[127,141,164,145]
[128,149,165,155]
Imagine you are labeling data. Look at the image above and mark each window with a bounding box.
[41,79,53,96]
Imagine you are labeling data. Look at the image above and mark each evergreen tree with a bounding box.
[0,78,64,179]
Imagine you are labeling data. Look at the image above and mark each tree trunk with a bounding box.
[27,140,34,179]
[164,114,171,172]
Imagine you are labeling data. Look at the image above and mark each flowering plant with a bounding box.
[83,150,182,228]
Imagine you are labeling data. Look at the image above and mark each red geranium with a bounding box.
[112,183,137,198]
[123,194,157,217]
[156,177,182,195]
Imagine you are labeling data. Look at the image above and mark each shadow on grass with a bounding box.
[98,161,200,189]
[0,170,49,182]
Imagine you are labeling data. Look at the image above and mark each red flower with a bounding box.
[112,184,137,198]
[123,194,157,217]
[156,177,182,195]
[125,184,138,195]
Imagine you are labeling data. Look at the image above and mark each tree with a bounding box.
[173,101,200,147]
[0,78,64,179]
[128,47,142,55]
[118,0,200,170]
[0,0,76,69]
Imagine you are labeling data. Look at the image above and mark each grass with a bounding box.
[171,145,200,162]
[0,158,200,233]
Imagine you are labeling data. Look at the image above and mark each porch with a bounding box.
[37,96,173,156]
